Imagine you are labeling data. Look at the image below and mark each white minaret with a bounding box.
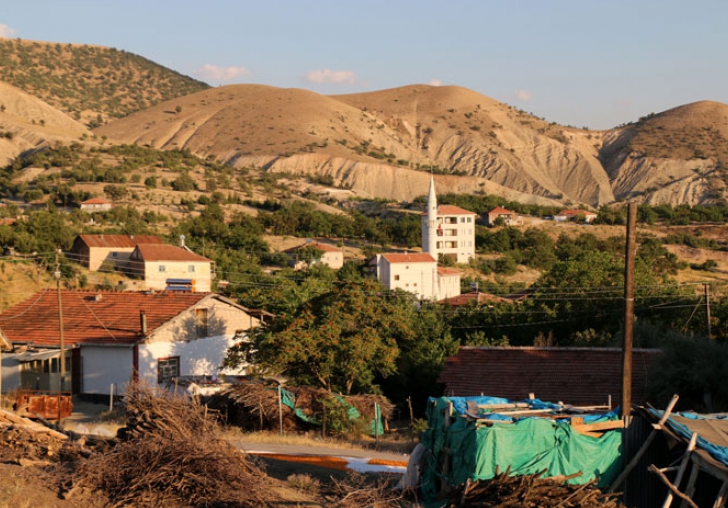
[422,174,439,259]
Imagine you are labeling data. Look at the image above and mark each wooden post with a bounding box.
[705,283,712,339]
[608,394,680,493]
[109,383,114,412]
[661,431,698,508]
[622,202,637,420]
[440,401,454,496]
[278,385,283,437]
[374,402,380,449]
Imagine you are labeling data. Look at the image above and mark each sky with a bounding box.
[2,0,727,130]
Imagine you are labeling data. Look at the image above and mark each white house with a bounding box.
[129,243,214,292]
[284,241,344,270]
[421,176,477,264]
[0,290,265,397]
[71,234,164,271]
[486,206,523,226]
[375,253,460,301]
[555,209,598,223]
[79,198,113,212]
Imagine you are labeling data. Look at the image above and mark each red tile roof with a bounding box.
[557,209,596,217]
[81,198,111,205]
[380,253,436,264]
[0,290,213,346]
[77,234,163,249]
[284,241,341,253]
[438,205,476,216]
[134,244,212,262]
[437,267,461,276]
[439,292,512,306]
[439,346,662,406]
[488,206,516,215]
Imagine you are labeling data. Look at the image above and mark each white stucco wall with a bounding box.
[80,346,135,395]
[379,258,437,300]
[438,274,462,300]
[142,260,213,292]
[1,353,23,393]
[137,334,245,388]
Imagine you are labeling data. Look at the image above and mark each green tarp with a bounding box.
[277,387,383,435]
[420,396,623,502]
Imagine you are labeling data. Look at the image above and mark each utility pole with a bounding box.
[621,202,637,420]
[55,249,65,392]
[705,283,712,339]
[620,202,637,501]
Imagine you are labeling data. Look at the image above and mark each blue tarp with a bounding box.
[648,408,728,468]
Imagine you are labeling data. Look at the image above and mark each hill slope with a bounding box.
[0,38,209,125]
[97,83,728,207]
[0,81,91,164]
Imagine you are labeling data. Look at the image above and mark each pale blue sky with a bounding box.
[2,1,726,129]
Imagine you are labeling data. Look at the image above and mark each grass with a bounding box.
[223,428,416,455]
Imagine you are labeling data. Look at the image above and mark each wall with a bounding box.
[141,260,212,292]
[1,353,22,393]
[380,259,437,300]
[137,297,259,388]
[438,274,461,300]
[80,346,134,395]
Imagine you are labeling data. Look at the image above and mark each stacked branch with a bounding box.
[0,408,105,466]
[446,469,623,508]
[66,384,279,508]
[211,383,395,432]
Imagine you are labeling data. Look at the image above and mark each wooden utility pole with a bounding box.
[705,283,712,339]
[621,202,637,420]
[55,249,65,391]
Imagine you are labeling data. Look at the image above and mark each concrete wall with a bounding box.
[139,260,213,292]
[80,346,134,395]
[379,258,437,300]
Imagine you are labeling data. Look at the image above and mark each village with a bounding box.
[0,177,726,507]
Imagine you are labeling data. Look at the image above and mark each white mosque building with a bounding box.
[374,176,476,301]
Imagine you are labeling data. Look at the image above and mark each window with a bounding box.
[436,242,443,249]
[188,265,196,273]
[394,274,400,281]
[460,217,466,223]
[158,265,166,272]
[112,252,118,258]
[158,357,180,385]
[195,308,209,338]
[467,217,472,223]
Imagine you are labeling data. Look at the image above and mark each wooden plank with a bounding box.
[608,394,680,493]
[661,431,697,508]
[572,420,625,433]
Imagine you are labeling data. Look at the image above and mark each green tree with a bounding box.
[229,280,416,394]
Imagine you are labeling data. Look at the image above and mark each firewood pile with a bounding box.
[445,469,624,508]
[64,384,280,508]
[0,408,106,466]
[210,382,395,432]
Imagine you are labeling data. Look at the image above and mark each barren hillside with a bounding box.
[0,81,90,164]
[95,83,728,207]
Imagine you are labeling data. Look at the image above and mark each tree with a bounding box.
[103,184,127,201]
[228,280,416,394]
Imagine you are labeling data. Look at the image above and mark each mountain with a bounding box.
[0,38,209,126]
[95,83,728,207]
[0,81,90,164]
[1,38,726,207]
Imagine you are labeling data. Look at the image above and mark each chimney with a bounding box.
[94,294,102,303]
[140,311,147,335]
[179,234,185,248]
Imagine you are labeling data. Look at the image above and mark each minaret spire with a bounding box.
[425,173,438,260]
